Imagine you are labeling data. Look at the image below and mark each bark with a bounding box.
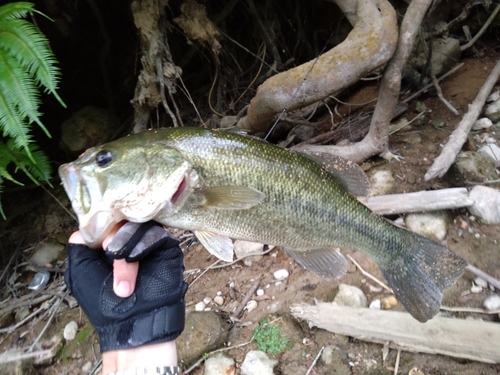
[235,0,398,133]
[296,0,434,163]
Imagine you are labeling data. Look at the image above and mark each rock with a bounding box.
[474,277,488,288]
[195,301,206,311]
[429,37,461,76]
[177,311,229,367]
[321,346,335,365]
[245,300,258,313]
[430,117,446,128]
[405,211,449,241]
[369,170,395,196]
[60,106,118,156]
[485,99,500,122]
[273,269,289,281]
[63,321,78,341]
[478,144,500,166]
[369,299,381,310]
[0,313,13,328]
[15,307,30,323]
[203,353,234,375]
[213,295,224,306]
[30,243,64,268]
[468,186,500,224]
[334,284,368,308]
[445,152,497,187]
[203,297,212,305]
[289,125,315,143]
[81,361,93,373]
[0,360,36,375]
[472,118,493,131]
[487,90,500,102]
[483,294,500,311]
[381,295,398,310]
[234,240,264,266]
[256,288,265,296]
[240,350,277,375]
[414,101,427,113]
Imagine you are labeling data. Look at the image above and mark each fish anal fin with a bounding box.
[285,248,348,280]
[195,230,234,262]
[202,186,265,210]
[299,151,370,197]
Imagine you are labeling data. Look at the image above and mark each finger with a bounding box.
[112,258,139,298]
[68,231,86,244]
[102,221,127,249]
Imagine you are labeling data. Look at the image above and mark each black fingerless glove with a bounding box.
[65,223,188,352]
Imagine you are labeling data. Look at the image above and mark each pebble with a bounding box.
[478,144,500,166]
[256,288,265,296]
[234,240,264,266]
[195,301,206,311]
[405,211,449,241]
[240,350,277,375]
[273,269,289,281]
[334,284,368,308]
[81,361,93,372]
[474,277,488,288]
[203,353,235,375]
[483,294,500,311]
[485,98,500,122]
[369,299,381,310]
[203,297,212,305]
[468,186,500,224]
[63,321,78,341]
[15,307,30,322]
[321,346,334,365]
[245,300,258,313]
[213,296,224,306]
[381,295,398,310]
[472,118,493,131]
[471,285,483,294]
[369,170,395,196]
[30,243,64,268]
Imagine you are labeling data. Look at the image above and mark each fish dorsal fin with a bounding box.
[284,248,348,280]
[195,230,234,262]
[299,151,370,197]
[201,186,266,210]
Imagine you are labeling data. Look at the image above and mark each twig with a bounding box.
[440,305,500,314]
[425,58,500,181]
[389,110,426,135]
[156,57,179,127]
[231,277,261,318]
[305,346,324,375]
[29,294,66,352]
[430,70,459,115]
[188,259,221,287]
[0,294,52,317]
[460,3,500,51]
[394,349,401,375]
[346,255,392,293]
[0,348,53,364]
[0,298,53,334]
[465,264,500,291]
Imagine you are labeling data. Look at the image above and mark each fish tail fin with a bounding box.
[379,233,466,323]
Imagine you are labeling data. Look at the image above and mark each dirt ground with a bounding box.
[0,55,500,374]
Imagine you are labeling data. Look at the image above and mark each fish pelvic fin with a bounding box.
[195,230,234,262]
[380,234,466,323]
[285,248,348,280]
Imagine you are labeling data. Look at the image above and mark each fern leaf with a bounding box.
[0,18,65,107]
[0,87,33,161]
[0,51,49,136]
[6,138,51,185]
[0,2,35,21]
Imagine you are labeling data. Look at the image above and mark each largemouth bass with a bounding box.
[59,127,466,322]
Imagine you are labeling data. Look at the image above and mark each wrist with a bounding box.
[102,341,178,374]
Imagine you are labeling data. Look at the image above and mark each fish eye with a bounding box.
[95,150,114,167]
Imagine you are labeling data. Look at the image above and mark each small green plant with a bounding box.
[0,1,65,217]
[253,319,289,356]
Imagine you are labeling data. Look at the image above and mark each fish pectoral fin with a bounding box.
[285,247,348,280]
[299,151,371,197]
[201,186,265,210]
[195,230,234,262]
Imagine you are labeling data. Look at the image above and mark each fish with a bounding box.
[58,127,466,322]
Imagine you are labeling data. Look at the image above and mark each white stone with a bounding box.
[256,289,265,296]
[405,212,449,241]
[478,144,500,165]
[81,361,93,372]
[214,296,224,306]
[234,240,264,266]
[474,277,488,288]
[472,118,493,131]
[369,299,381,309]
[321,346,335,365]
[240,350,277,375]
[369,170,395,196]
[485,99,500,122]
[203,297,212,305]
[245,300,258,313]
[334,284,368,308]
[195,301,206,311]
[487,90,500,102]
[63,321,78,341]
[203,353,234,375]
[471,285,483,294]
[468,186,500,224]
[483,294,500,311]
[30,243,64,268]
[273,269,289,281]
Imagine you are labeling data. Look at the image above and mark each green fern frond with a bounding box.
[0,17,65,107]
[0,2,35,20]
[6,138,51,185]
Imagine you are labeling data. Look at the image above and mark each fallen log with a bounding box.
[358,187,473,215]
[291,302,500,364]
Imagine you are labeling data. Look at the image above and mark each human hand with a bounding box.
[65,222,188,352]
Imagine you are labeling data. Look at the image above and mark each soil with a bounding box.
[1,49,500,375]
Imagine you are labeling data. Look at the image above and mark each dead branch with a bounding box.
[460,2,500,51]
[291,303,500,363]
[358,188,473,215]
[235,0,398,133]
[295,0,434,162]
[425,58,500,181]
[231,277,261,319]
